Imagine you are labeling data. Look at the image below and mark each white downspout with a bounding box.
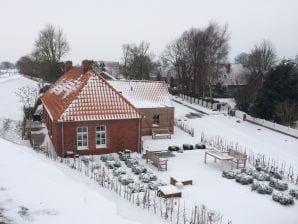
[62,121,65,157]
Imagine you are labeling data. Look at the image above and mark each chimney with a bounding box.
[81,60,94,74]
[64,61,73,72]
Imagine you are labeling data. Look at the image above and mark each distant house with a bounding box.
[108,80,174,136]
[41,60,142,156]
[212,63,249,96]
[98,61,122,79]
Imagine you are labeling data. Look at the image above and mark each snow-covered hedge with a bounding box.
[272,192,294,205]
[183,144,194,150]
[289,189,298,199]
[235,173,253,185]
[222,170,238,179]
[251,181,273,194]
[269,179,288,191]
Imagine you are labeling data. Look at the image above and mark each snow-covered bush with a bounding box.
[139,172,157,183]
[235,173,253,185]
[242,167,258,176]
[118,175,134,185]
[253,171,271,181]
[131,165,147,175]
[113,160,122,168]
[100,154,115,162]
[195,143,206,149]
[119,153,130,161]
[251,181,273,194]
[105,160,115,169]
[272,192,294,205]
[125,158,139,168]
[148,181,167,191]
[168,145,181,152]
[289,189,298,199]
[113,167,126,176]
[268,169,283,180]
[183,144,194,150]
[269,179,288,191]
[222,170,238,179]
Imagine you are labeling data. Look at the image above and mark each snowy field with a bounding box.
[0,73,298,224]
[0,73,38,120]
[0,73,162,224]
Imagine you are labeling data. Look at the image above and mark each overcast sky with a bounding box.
[1,0,298,64]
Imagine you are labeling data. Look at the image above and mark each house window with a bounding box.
[96,125,106,148]
[77,127,88,150]
[152,115,160,127]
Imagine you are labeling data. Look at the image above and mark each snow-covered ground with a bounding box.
[0,72,38,120]
[170,97,298,171]
[142,97,298,224]
[0,73,162,224]
[1,73,298,224]
[0,138,164,224]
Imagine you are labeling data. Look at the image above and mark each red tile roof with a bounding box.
[41,69,142,122]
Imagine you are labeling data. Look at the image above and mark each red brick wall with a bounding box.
[43,108,141,156]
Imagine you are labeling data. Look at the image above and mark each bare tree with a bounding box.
[235,40,276,75]
[121,41,153,80]
[15,86,39,110]
[33,24,69,63]
[162,22,230,98]
[234,52,249,65]
[248,40,276,74]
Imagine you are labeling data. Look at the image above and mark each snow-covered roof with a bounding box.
[99,71,116,80]
[41,69,141,122]
[108,80,173,108]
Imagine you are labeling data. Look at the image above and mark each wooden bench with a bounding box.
[152,129,171,139]
[146,150,168,171]
[226,149,247,169]
[170,177,193,186]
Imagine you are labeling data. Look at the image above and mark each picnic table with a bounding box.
[204,150,234,164]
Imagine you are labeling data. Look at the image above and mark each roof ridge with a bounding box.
[110,80,166,83]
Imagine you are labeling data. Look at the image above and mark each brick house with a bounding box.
[41,61,142,157]
[108,80,174,136]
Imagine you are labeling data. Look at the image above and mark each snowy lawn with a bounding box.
[0,73,38,120]
[0,138,164,224]
[0,74,163,224]
[142,97,298,224]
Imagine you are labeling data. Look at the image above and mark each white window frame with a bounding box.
[77,127,88,150]
[152,114,160,127]
[96,125,107,148]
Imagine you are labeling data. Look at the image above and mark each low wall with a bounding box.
[179,94,224,111]
[235,110,298,138]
